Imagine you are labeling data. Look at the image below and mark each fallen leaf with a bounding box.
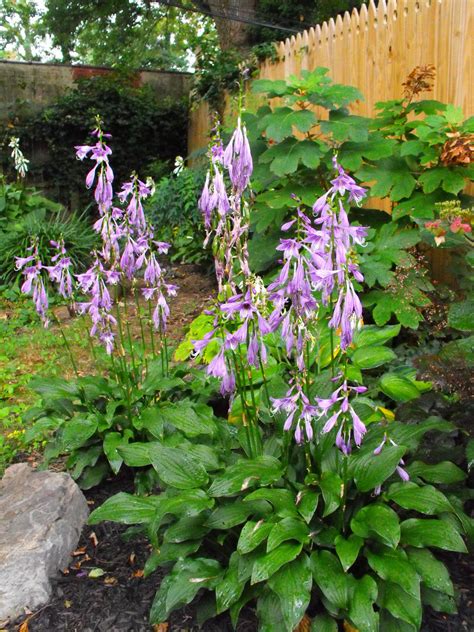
[132,569,144,578]
[72,547,87,557]
[293,614,311,632]
[129,552,136,565]
[64,600,72,609]
[343,622,359,632]
[152,624,168,632]
[88,567,105,578]
[19,620,30,632]
[104,576,118,585]
[89,531,99,547]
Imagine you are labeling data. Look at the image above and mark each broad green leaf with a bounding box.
[378,581,422,628]
[351,504,400,548]
[216,553,246,614]
[400,518,467,552]
[467,439,474,471]
[251,542,303,584]
[339,135,396,171]
[296,489,319,523]
[319,470,344,517]
[356,158,417,201]
[351,345,396,369]
[353,324,400,347]
[260,138,323,176]
[406,548,454,596]
[320,111,369,143]
[78,462,109,489]
[163,515,209,543]
[118,442,153,467]
[419,167,466,195]
[310,550,349,610]
[366,547,420,598]
[406,460,466,484]
[348,575,379,632]
[159,401,216,437]
[268,554,312,631]
[448,298,474,332]
[144,541,201,576]
[379,374,421,402]
[103,431,131,474]
[252,78,288,96]
[379,609,418,631]
[386,481,454,515]
[208,456,283,497]
[88,492,160,525]
[349,444,407,492]
[267,517,309,552]
[30,376,78,399]
[62,416,97,451]
[243,488,298,517]
[206,500,263,529]
[335,534,363,571]
[310,614,337,632]
[149,444,208,489]
[238,520,274,555]
[421,586,457,614]
[259,107,316,142]
[256,589,285,632]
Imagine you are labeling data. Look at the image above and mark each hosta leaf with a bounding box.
[118,442,153,467]
[310,614,337,632]
[378,581,422,628]
[319,470,344,517]
[61,416,98,451]
[163,515,209,543]
[348,575,379,632]
[400,518,467,552]
[421,586,457,614]
[216,553,246,613]
[149,444,208,489]
[159,401,216,437]
[243,488,298,517]
[103,431,132,474]
[237,520,274,555]
[379,374,421,402]
[349,444,406,492]
[310,550,349,610]
[208,456,283,497]
[353,324,401,347]
[335,534,363,571]
[296,489,319,523]
[366,547,420,598]
[351,504,400,549]
[351,345,396,369]
[256,589,285,632]
[144,541,201,576]
[266,517,309,552]
[406,461,466,484]
[88,492,160,525]
[386,481,454,515]
[251,542,303,584]
[406,548,454,596]
[206,500,263,529]
[268,554,312,631]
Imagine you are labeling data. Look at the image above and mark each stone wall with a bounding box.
[0,60,191,121]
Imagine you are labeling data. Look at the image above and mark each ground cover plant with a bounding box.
[11,69,473,631]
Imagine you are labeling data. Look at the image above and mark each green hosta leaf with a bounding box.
[406,548,454,596]
[310,614,337,632]
[467,439,474,471]
[118,442,153,467]
[351,504,400,548]
[30,376,78,399]
[79,462,109,489]
[353,324,401,348]
[259,107,316,142]
[206,500,263,529]
[406,461,466,484]
[310,550,349,610]
[256,589,285,632]
[356,158,417,201]
[103,431,132,474]
[386,417,454,451]
[448,298,474,332]
[386,481,454,515]
[268,554,312,631]
[159,401,216,437]
[348,575,379,632]
[378,581,422,628]
[88,492,160,525]
[401,518,467,552]
[140,405,164,438]
[319,470,344,517]
[260,138,323,176]
[366,547,420,598]
[421,586,457,614]
[237,520,274,555]
[216,553,246,614]
[144,541,201,576]
[208,456,283,497]
[296,489,319,523]
[149,444,208,489]
[419,167,467,195]
[349,444,407,492]
[61,416,98,451]
[251,542,303,584]
[243,488,298,518]
[186,444,221,471]
[379,609,418,631]
[150,558,222,624]
[379,374,421,402]
[267,517,309,552]
[335,534,363,571]
[351,345,396,369]
[163,515,209,543]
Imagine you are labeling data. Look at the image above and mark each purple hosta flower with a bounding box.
[318,380,368,453]
[330,157,367,204]
[118,176,151,235]
[222,117,253,194]
[141,244,176,334]
[373,434,410,484]
[271,379,317,443]
[46,239,74,299]
[76,129,114,214]
[207,348,236,396]
[16,244,49,327]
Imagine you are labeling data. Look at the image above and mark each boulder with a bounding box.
[0,463,89,621]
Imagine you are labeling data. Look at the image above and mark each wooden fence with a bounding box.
[188,0,473,156]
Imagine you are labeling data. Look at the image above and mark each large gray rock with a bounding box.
[0,463,89,621]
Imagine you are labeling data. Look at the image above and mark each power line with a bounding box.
[157,0,305,34]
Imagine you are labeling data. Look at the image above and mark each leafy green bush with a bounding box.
[0,206,98,285]
[0,180,61,236]
[15,75,188,207]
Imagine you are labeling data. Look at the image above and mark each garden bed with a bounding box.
[7,470,473,632]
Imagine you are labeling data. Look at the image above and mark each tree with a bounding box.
[0,0,46,61]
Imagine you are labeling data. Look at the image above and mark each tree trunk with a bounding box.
[205,0,257,52]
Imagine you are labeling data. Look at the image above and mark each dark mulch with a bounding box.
[7,473,474,632]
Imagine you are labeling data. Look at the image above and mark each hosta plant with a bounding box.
[88,118,470,631]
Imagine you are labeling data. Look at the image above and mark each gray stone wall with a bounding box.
[0,60,191,122]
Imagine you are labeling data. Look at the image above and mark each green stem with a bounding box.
[134,286,148,375]
[147,300,157,359]
[53,314,78,377]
